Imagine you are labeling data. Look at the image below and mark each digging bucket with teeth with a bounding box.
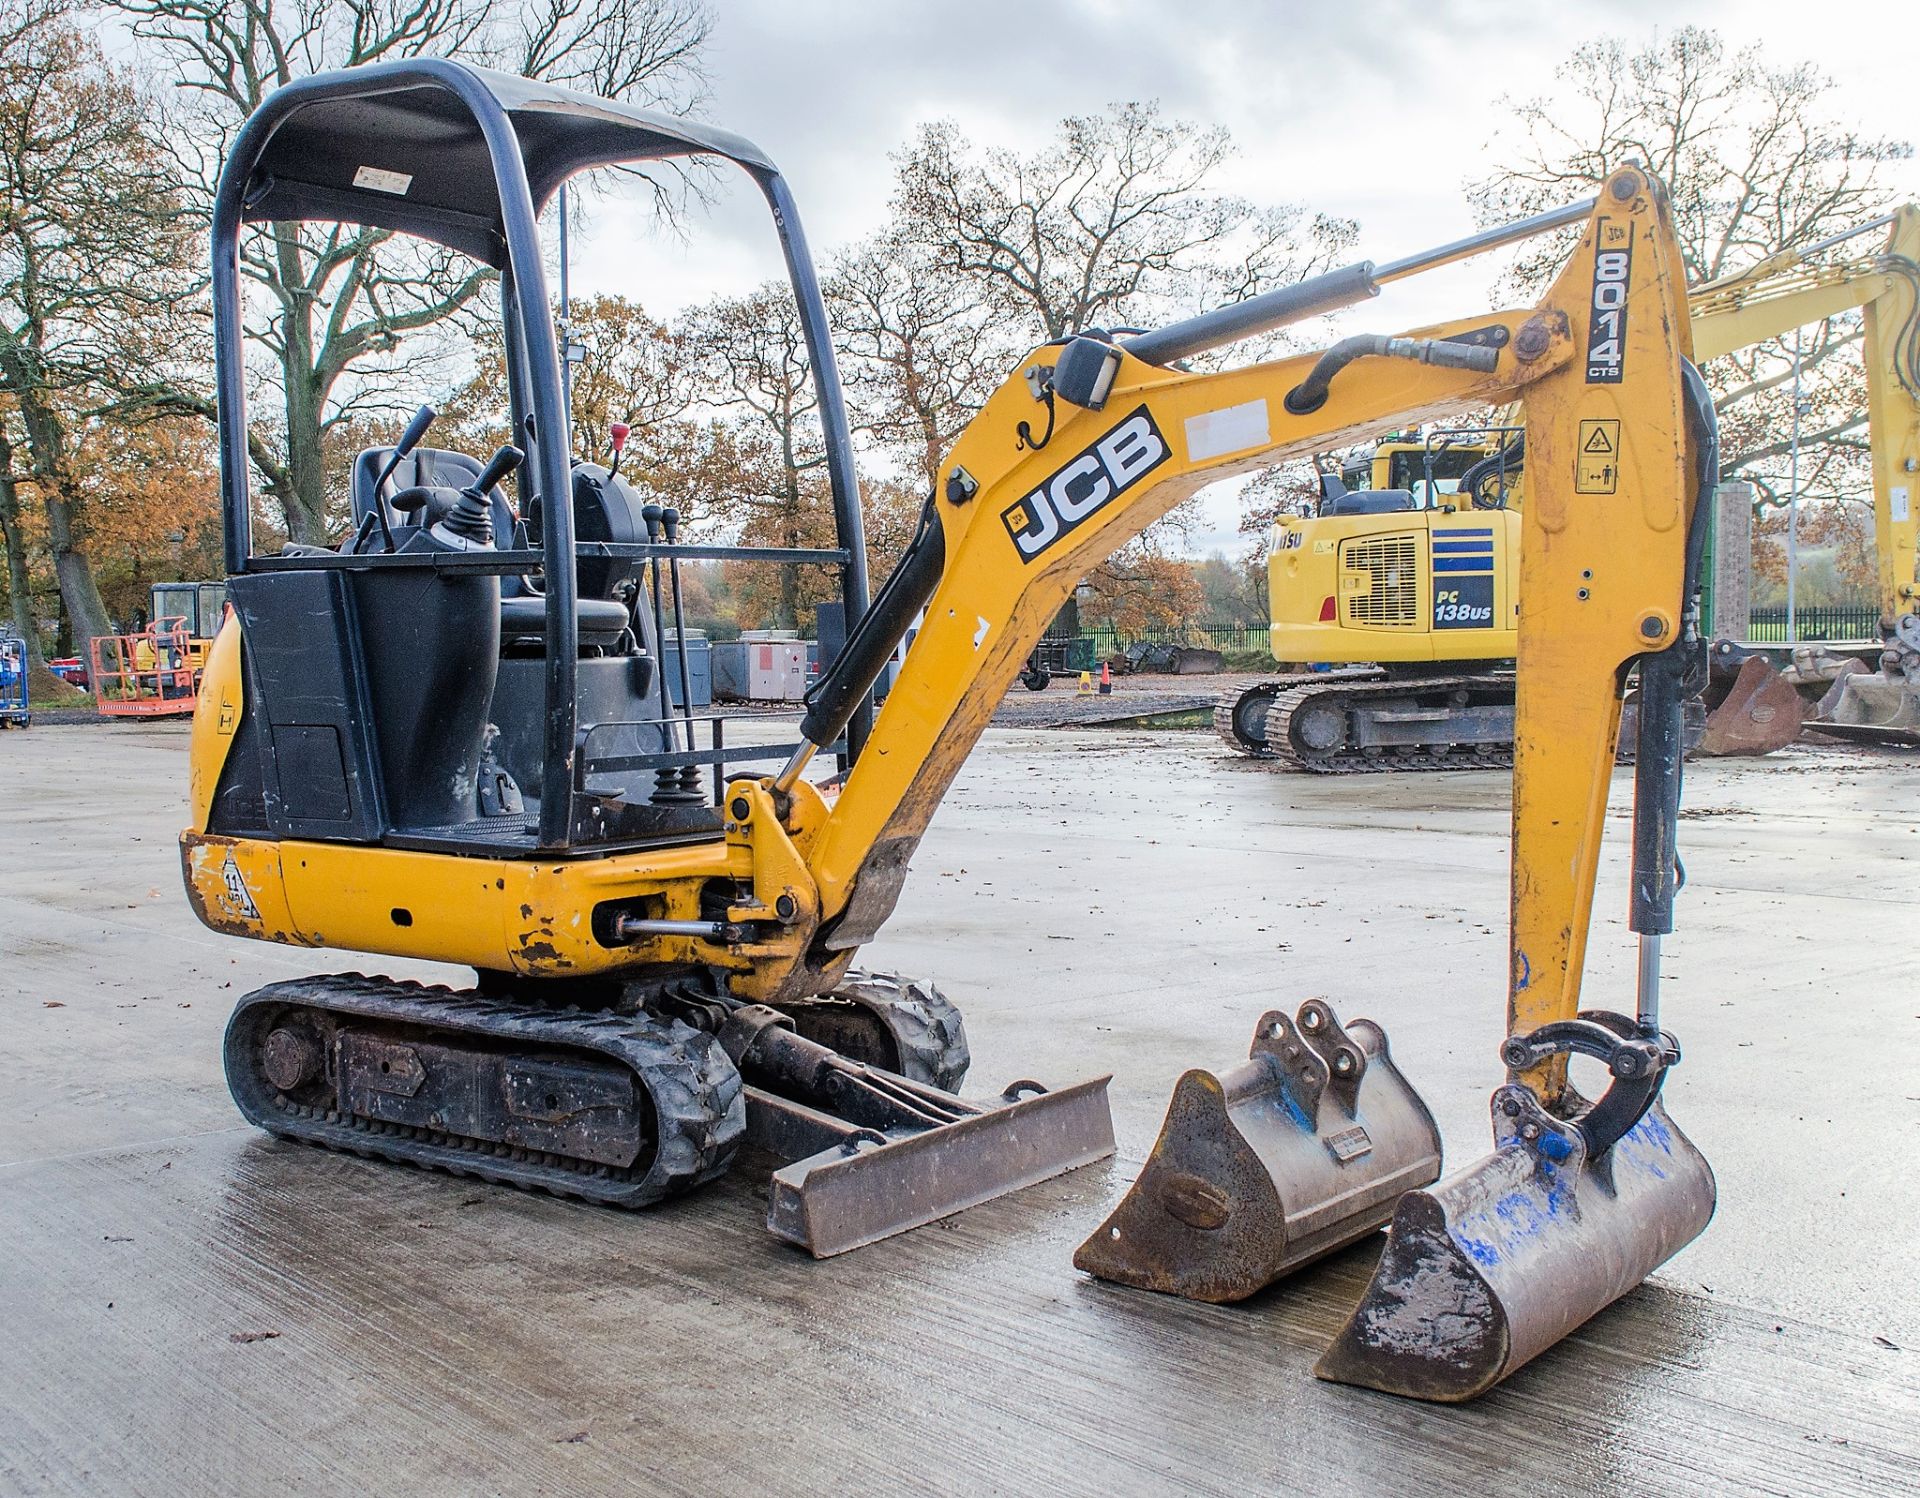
[1072,1000,1440,1302]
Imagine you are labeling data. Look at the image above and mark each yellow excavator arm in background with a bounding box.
[1690,206,1920,629]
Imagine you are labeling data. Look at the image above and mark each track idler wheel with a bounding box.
[1316,1011,1716,1401]
[773,971,970,1091]
[1073,1001,1441,1302]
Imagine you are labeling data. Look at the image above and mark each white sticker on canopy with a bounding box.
[1184,399,1270,462]
[353,165,414,196]
[1892,485,1911,524]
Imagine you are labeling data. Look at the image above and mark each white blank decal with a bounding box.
[973,616,990,649]
[353,165,413,195]
[1185,400,1270,461]
[1892,485,1910,524]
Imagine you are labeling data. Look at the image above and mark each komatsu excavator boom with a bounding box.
[186,63,1711,1400]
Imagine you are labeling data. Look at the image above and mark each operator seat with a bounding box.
[348,446,634,653]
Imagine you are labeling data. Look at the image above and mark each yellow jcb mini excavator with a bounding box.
[185,62,1712,1399]
[1218,203,1920,766]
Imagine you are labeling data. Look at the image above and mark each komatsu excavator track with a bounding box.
[1264,673,1517,773]
[225,974,745,1207]
[1211,672,1376,757]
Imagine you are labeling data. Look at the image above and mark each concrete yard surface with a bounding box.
[2,720,1917,1495]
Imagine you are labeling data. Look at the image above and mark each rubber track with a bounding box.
[224,973,744,1208]
[832,971,972,1092]
[1211,675,1345,757]
[1265,674,1516,775]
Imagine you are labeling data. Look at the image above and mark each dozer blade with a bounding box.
[1073,1001,1441,1302]
[759,1076,1115,1257]
[1315,1079,1715,1402]
[721,1002,1113,1257]
[1698,655,1803,755]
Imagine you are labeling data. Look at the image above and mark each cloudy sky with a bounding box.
[566,0,1916,551]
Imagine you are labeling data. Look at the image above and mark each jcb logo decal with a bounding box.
[1002,406,1170,562]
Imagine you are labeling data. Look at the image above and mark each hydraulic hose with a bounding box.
[1283,336,1500,416]
[1628,360,1719,1030]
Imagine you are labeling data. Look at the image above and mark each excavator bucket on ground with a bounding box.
[1816,637,1920,745]
[1699,653,1804,755]
[1072,1001,1440,1302]
[1314,1069,1715,1400]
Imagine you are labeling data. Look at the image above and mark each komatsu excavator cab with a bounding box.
[186,59,1115,1254]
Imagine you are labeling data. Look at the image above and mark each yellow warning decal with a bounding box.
[1575,418,1621,494]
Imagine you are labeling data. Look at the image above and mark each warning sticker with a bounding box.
[1575,418,1620,494]
[353,165,413,196]
[221,852,261,922]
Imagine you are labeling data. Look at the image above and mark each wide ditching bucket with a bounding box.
[1073,1001,1440,1302]
[1316,1061,1715,1401]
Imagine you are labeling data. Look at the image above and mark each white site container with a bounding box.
[740,630,809,702]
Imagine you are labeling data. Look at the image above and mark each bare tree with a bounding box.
[683,283,832,630]
[0,0,200,659]
[1472,27,1913,524]
[113,0,713,544]
[889,104,1354,343]
[828,233,1009,492]
[867,104,1356,615]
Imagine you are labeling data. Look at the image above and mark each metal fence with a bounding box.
[1075,623,1271,657]
[1744,605,1879,643]
[1067,606,1883,660]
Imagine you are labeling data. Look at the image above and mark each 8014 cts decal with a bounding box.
[1584,218,1633,384]
[1002,405,1170,561]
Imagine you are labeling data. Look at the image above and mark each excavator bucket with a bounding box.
[1315,1076,1715,1401]
[1698,655,1803,755]
[1073,1001,1440,1302]
[1817,667,1920,746]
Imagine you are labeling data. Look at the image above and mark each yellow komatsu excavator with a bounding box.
[185,62,1714,1401]
[1217,204,1920,767]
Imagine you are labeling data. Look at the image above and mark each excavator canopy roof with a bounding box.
[235,58,774,265]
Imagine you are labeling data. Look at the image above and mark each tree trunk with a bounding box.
[0,426,47,671]
[279,348,331,545]
[0,366,116,657]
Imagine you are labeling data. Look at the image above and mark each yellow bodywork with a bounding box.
[1269,506,1520,662]
[186,166,1703,1100]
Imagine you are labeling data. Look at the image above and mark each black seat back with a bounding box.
[351,445,517,551]
[1323,488,1419,517]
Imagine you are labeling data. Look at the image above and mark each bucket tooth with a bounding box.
[1073,1002,1441,1303]
[1315,1081,1716,1401]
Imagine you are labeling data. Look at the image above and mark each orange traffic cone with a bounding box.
[1098,662,1113,696]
